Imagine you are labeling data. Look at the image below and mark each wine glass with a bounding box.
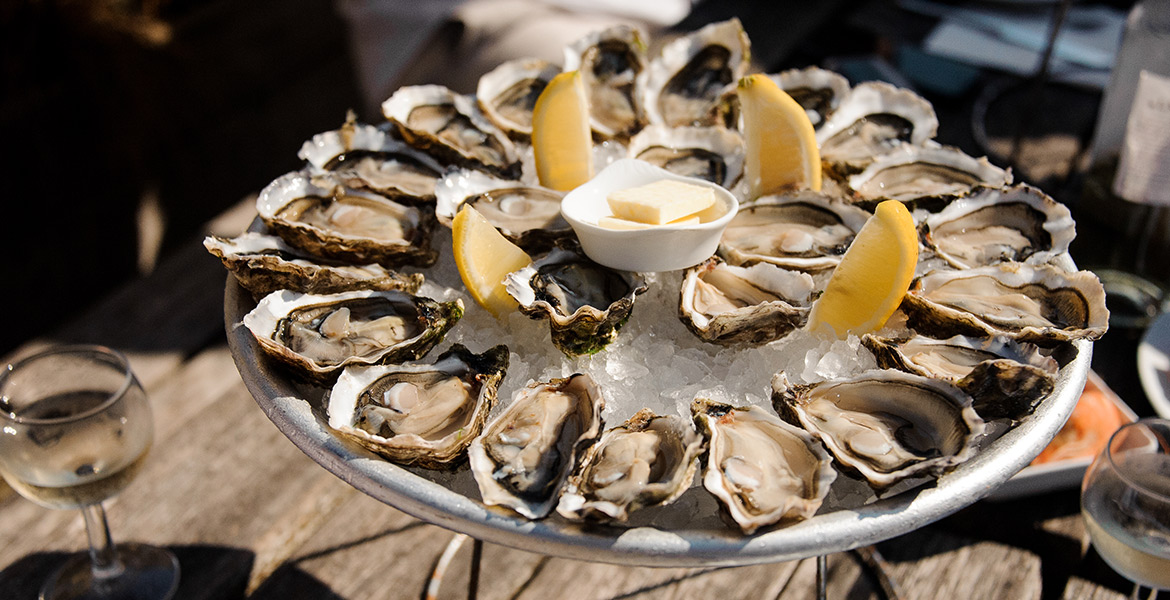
[1081,418,1170,600]
[0,344,179,600]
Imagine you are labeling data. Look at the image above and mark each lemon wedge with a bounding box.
[452,205,533,317]
[807,200,918,338]
[532,70,594,191]
[738,74,821,198]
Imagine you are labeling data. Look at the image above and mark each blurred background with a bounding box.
[1,0,1163,399]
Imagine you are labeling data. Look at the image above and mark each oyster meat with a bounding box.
[718,191,871,270]
[327,344,509,469]
[639,18,751,128]
[772,371,986,489]
[564,24,648,139]
[468,374,605,518]
[204,232,424,297]
[902,262,1109,345]
[382,84,520,177]
[679,257,814,346]
[476,57,562,141]
[435,169,570,253]
[920,184,1075,270]
[256,171,438,268]
[557,409,705,522]
[692,399,836,534]
[861,334,1059,421]
[243,289,462,380]
[504,243,648,356]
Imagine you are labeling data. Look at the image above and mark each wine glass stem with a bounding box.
[81,502,124,580]
[1131,583,1156,600]
[816,554,827,600]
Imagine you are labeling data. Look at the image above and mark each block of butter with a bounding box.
[598,215,701,230]
[606,179,716,225]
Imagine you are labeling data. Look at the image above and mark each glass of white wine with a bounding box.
[1082,418,1170,600]
[0,345,179,600]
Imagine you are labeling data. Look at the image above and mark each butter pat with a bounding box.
[606,179,716,224]
[598,215,701,230]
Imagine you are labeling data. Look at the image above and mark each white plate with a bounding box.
[1138,311,1170,419]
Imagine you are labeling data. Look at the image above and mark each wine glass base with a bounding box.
[40,543,179,600]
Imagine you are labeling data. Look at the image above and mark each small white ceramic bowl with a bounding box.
[560,159,739,272]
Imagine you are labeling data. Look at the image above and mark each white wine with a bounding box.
[1082,453,1170,589]
[0,390,152,510]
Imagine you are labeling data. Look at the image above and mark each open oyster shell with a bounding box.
[476,57,561,141]
[772,371,986,490]
[557,408,705,523]
[327,344,509,469]
[435,169,570,254]
[692,399,836,534]
[298,116,444,205]
[382,84,520,177]
[627,125,744,189]
[564,24,648,139]
[679,257,814,346]
[846,144,1012,210]
[920,184,1075,270]
[861,334,1059,421]
[468,373,605,518]
[901,262,1109,345]
[504,243,648,356]
[204,232,424,297]
[718,191,872,271]
[817,81,938,176]
[639,18,750,128]
[242,289,462,381]
[256,171,438,268]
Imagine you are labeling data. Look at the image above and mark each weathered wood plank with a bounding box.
[878,528,1042,600]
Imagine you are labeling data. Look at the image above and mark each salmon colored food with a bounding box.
[1031,377,1130,465]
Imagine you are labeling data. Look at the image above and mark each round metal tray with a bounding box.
[224,270,1091,568]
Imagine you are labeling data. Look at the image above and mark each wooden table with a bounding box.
[0,198,1135,600]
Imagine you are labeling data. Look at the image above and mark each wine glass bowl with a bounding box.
[0,345,178,600]
[1081,418,1170,596]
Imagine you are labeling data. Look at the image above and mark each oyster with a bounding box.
[557,409,705,522]
[298,116,444,204]
[564,24,648,139]
[639,18,751,128]
[718,191,871,270]
[846,144,1011,209]
[901,262,1109,345]
[772,371,986,490]
[435,169,570,253]
[817,82,938,176]
[243,289,462,380]
[504,244,648,356]
[861,334,1058,421]
[692,399,836,534]
[627,125,744,189]
[256,171,438,268]
[382,84,520,177]
[204,232,424,297]
[920,184,1075,270]
[679,257,815,346]
[774,66,852,129]
[468,374,605,518]
[327,344,508,469]
[476,57,561,141]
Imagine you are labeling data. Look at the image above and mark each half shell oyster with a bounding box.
[557,409,705,522]
[327,344,509,469]
[468,373,605,518]
[679,257,814,346]
[243,289,462,380]
[692,399,836,534]
[476,57,561,141]
[564,24,648,139]
[772,371,986,490]
[817,82,938,176]
[435,169,570,253]
[627,125,744,189]
[639,18,750,128]
[846,144,1011,209]
[204,232,424,297]
[256,171,438,268]
[719,191,871,270]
